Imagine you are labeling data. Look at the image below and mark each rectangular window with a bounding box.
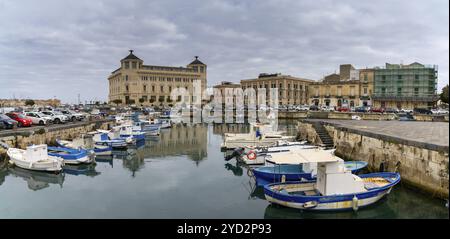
[337,87,342,97]
[381,88,386,94]
[414,88,419,95]
[143,85,147,92]
[397,87,402,95]
[152,85,155,92]
[415,75,419,80]
[382,75,386,81]
[132,62,137,69]
[398,75,402,80]
[160,86,164,92]
[124,62,130,69]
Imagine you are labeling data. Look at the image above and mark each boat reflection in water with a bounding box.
[63,163,100,177]
[224,162,243,177]
[8,166,65,191]
[95,155,114,167]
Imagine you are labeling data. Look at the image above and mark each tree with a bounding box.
[440,84,449,104]
[112,99,122,105]
[149,98,155,103]
[139,98,145,104]
[25,99,35,106]
[128,99,135,105]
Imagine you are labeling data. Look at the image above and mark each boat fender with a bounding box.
[9,160,14,165]
[29,162,33,169]
[281,175,286,183]
[247,151,257,160]
[352,196,359,211]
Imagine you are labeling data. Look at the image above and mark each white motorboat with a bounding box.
[7,144,64,172]
[221,123,295,150]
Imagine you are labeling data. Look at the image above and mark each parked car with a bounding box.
[59,109,85,121]
[24,112,52,125]
[413,108,432,115]
[400,108,413,113]
[321,106,334,112]
[0,114,18,129]
[354,106,368,113]
[337,106,350,112]
[5,112,32,127]
[384,108,399,113]
[40,111,68,124]
[398,113,415,121]
[370,107,385,113]
[431,108,449,114]
[309,105,319,111]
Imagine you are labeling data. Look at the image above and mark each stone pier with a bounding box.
[297,119,449,199]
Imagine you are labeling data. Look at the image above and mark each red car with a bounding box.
[337,107,350,112]
[370,107,385,113]
[5,112,33,127]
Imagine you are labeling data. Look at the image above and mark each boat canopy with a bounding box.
[266,148,342,165]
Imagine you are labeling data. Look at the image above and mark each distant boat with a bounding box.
[263,149,400,211]
[221,123,295,150]
[93,130,131,149]
[47,146,95,165]
[56,135,112,156]
[7,144,64,172]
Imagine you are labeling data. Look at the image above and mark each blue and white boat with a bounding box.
[262,149,400,211]
[114,125,146,141]
[47,146,95,165]
[132,121,160,136]
[96,129,136,147]
[56,135,112,156]
[253,161,368,186]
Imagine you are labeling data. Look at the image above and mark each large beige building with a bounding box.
[108,50,207,106]
[240,73,313,106]
[309,64,374,108]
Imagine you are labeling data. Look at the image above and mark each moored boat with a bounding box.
[47,146,95,165]
[56,135,112,156]
[6,145,64,172]
[262,149,400,211]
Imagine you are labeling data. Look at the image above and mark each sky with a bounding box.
[0,0,448,104]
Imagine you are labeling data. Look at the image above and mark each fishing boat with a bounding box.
[47,146,95,165]
[252,148,368,185]
[132,121,160,136]
[6,144,64,172]
[56,135,112,156]
[94,130,133,149]
[113,125,146,141]
[263,149,400,211]
[221,123,295,150]
[148,118,171,129]
[237,141,317,166]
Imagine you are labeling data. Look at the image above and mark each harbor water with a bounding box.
[0,122,448,219]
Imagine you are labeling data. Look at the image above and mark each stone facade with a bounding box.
[240,73,313,106]
[108,50,207,107]
[0,99,61,107]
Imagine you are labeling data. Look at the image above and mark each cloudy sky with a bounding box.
[0,0,448,103]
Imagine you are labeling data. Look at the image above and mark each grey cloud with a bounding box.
[0,0,448,103]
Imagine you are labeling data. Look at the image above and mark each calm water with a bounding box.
[0,122,448,219]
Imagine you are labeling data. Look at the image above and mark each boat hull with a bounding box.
[47,147,95,165]
[221,136,295,150]
[7,148,64,172]
[263,172,400,211]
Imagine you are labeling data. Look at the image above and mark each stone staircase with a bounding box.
[312,122,334,149]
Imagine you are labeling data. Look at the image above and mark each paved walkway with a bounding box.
[306,119,449,148]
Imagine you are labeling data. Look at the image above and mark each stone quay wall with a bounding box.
[0,119,115,159]
[297,120,449,199]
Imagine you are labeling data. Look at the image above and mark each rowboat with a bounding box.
[56,135,112,156]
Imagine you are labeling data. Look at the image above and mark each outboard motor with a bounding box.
[224,147,245,161]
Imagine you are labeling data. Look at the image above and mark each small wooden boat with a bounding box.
[263,149,400,211]
[47,146,94,165]
[7,145,64,172]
